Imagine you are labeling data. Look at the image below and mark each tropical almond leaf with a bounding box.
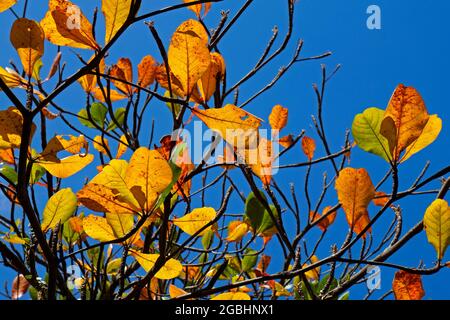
[401,114,442,162]
[335,167,375,237]
[380,84,430,161]
[173,207,216,236]
[301,136,316,161]
[102,0,133,44]
[83,215,117,242]
[38,154,94,179]
[41,188,77,232]
[352,107,391,162]
[40,0,99,50]
[110,58,133,95]
[423,199,450,260]
[226,220,249,243]
[168,19,211,96]
[10,18,45,77]
[130,250,182,280]
[137,55,157,88]
[0,107,36,149]
[198,52,225,102]
[0,0,17,13]
[392,270,425,300]
[269,105,288,131]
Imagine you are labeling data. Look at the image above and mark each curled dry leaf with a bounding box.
[392,270,425,300]
[10,18,45,77]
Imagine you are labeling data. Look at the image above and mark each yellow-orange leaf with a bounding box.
[102,0,132,44]
[0,67,24,89]
[392,270,425,300]
[226,221,249,242]
[83,215,116,242]
[173,207,216,236]
[115,135,128,159]
[303,255,321,281]
[0,0,17,13]
[0,107,36,149]
[335,167,375,237]
[10,18,45,77]
[92,87,128,102]
[169,284,188,299]
[183,0,212,18]
[110,58,133,95]
[372,191,390,207]
[198,52,225,102]
[77,183,137,214]
[301,136,316,161]
[40,0,99,50]
[211,292,251,300]
[93,136,110,155]
[269,105,288,131]
[38,154,94,178]
[309,206,337,232]
[137,55,157,88]
[78,55,105,92]
[168,19,211,96]
[130,251,182,280]
[278,134,293,148]
[380,84,429,161]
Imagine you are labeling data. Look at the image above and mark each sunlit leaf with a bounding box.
[41,188,77,232]
[83,215,116,242]
[423,199,450,260]
[211,292,251,300]
[131,250,182,280]
[301,136,316,161]
[11,274,29,300]
[0,0,17,13]
[392,270,425,300]
[102,0,133,44]
[173,207,216,236]
[269,105,288,131]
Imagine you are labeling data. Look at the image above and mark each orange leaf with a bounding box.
[278,134,293,148]
[11,274,29,300]
[335,167,375,237]
[392,270,425,300]
[137,55,157,88]
[309,206,337,232]
[110,58,133,95]
[183,0,212,18]
[269,105,288,131]
[372,191,390,207]
[301,136,316,161]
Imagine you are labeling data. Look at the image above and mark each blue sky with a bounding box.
[0,0,449,299]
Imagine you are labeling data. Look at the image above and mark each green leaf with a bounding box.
[29,163,46,185]
[41,188,77,232]
[32,58,43,81]
[202,228,214,250]
[0,165,18,184]
[241,249,258,272]
[107,107,126,131]
[78,102,108,128]
[244,191,278,235]
[164,91,182,117]
[352,107,392,162]
[338,291,350,300]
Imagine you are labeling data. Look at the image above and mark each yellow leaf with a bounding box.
[211,292,251,300]
[115,134,128,159]
[0,107,36,149]
[0,67,24,89]
[380,84,430,161]
[10,18,45,77]
[198,52,225,102]
[169,284,188,299]
[110,58,133,95]
[83,215,116,242]
[78,55,105,92]
[173,207,216,236]
[168,19,211,96]
[40,0,99,50]
[423,199,450,260]
[137,55,157,88]
[269,105,288,131]
[38,154,94,179]
[392,270,425,300]
[42,134,88,157]
[246,137,273,186]
[0,0,17,13]
[93,135,110,155]
[77,183,138,215]
[226,221,249,242]
[102,0,132,44]
[335,167,375,237]
[41,188,77,232]
[183,0,212,18]
[303,255,321,281]
[126,147,173,211]
[301,136,316,161]
[92,86,128,102]
[193,104,261,147]
[105,212,133,238]
[130,250,182,280]
[401,114,442,162]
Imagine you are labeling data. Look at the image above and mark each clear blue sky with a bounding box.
[0,0,448,299]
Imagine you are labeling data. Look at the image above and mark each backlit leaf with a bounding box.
[226,220,249,242]
[131,250,182,280]
[423,199,450,260]
[309,206,337,232]
[198,52,225,102]
[301,136,316,161]
[392,270,425,300]
[102,0,132,44]
[41,188,77,232]
[11,274,29,300]
[211,292,251,300]
[269,105,288,131]
[110,58,133,95]
[137,55,157,88]
[0,0,17,13]
[174,207,216,236]
[83,215,116,242]
[0,107,36,150]
[183,0,212,18]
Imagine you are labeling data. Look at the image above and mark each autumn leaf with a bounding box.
[78,55,105,93]
[130,250,182,280]
[93,136,110,155]
[352,107,392,162]
[278,134,294,148]
[10,18,45,77]
[11,274,29,300]
[183,0,212,19]
[372,191,390,207]
[392,270,425,300]
[246,137,273,185]
[83,215,116,242]
[380,84,430,161]
[301,136,316,161]
[423,199,450,260]
[226,220,249,242]
[168,19,211,96]
[401,114,442,162]
[115,135,128,159]
[92,87,128,102]
[102,0,133,44]
[110,58,133,95]
[173,207,216,236]
[137,55,157,88]
[40,0,99,50]
[0,107,36,149]
[198,52,225,102]
[269,105,288,131]
[0,0,17,13]
[211,292,251,300]
[38,154,94,179]
[169,284,188,299]
[303,255,321,281]
[309,206,337,232]
[41,188,77,232]
[0,67,24,89]
[335,167,375,237]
